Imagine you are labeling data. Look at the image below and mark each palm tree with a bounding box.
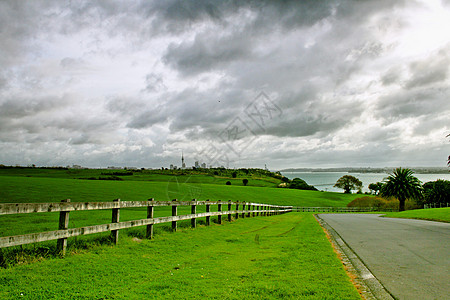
[380,168,423,211]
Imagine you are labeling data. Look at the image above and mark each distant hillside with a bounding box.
[279,167,449,174]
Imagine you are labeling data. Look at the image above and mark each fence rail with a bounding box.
[0,199,292,255]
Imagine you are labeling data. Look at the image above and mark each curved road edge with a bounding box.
[315,214,394,300]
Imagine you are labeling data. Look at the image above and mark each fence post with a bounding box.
[206,199,211,226]
[57,199,70,256]
[252,204,255,217]
[235,202,239,219]
[242,202,246,218]
[111,199,120,244]
[146,198,154,239]
[247,204,251,217]
[191,199,196,228]
[172,199,177,232]
[228,201,232,222]
[218,201,222,224]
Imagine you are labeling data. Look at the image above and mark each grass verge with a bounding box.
[382,207,450,223]
[0,213,360,299]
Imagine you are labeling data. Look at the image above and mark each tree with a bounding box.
[423,180,450,206]
[289,178,317,191]
[232,171,237,178]
[380,168,422,211]
[242,179,248,186]
[334,175,362,194]
[368,182,383,195]
[226,181,231,185]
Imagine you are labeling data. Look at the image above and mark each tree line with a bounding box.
[333,168,449,211]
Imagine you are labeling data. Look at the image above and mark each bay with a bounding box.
[281,171,450,193]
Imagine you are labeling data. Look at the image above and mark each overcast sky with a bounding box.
[0,0,449,170]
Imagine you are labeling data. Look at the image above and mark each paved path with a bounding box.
[318,214,450,300]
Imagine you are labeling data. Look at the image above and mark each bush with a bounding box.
[226,181,231,185]
[347,196,420,210]
[242,179,248,186]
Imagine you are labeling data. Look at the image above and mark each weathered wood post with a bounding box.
[228,200,232,222]
[172,199,177,232]
[256,204,260,216]
[248,204,252,217]
[218,201,222,224]
[252,204,255,217]
[206,199,211,226]
[235,201,239,219]
[191,199,196,228]
[241,202,246,218]
[111,199,120,244]
[146,198,154,239]
[57,199,70,256]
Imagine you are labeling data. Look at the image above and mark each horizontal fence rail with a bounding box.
[0,199,293,255]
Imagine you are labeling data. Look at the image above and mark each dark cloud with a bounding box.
[376,88,450,121]
[405,48,449,89]
[163,33,255,76]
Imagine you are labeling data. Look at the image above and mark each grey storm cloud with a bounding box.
[405,48,450,89]
[0,0,448,169]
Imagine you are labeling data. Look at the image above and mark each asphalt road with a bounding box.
[318,214,450,300]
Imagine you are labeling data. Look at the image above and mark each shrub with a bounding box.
[347,196,420,210]
[242,179,248,186]
[226,181,231,185]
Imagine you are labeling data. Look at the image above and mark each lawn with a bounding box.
[382,207,450,223]
[0,213,361,299]
[0,175,362,238]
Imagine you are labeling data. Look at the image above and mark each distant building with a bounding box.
[181,152,186,169]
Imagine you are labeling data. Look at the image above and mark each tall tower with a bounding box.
[181,151,186,169]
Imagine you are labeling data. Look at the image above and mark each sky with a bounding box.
[0,0,449,170]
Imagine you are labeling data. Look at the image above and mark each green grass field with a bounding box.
[0,213,361,299]
[0,168,366,297]
[382,207,450,223]
[0,173,362,238]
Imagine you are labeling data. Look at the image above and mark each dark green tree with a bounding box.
[242,179,248,186]
[334,175,363,194]
[368,182,383,195]
[232,171,237,178]
[380,168,423,211]
[423,180,450,206]
[289,178,317,191]
[225,181,231,185]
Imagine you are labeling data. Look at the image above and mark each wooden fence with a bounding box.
[0,199,293,255]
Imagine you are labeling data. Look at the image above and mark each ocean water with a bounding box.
[281,172,450,193]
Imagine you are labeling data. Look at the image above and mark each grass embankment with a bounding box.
[382,207,450,223]
[0,213,360,299]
